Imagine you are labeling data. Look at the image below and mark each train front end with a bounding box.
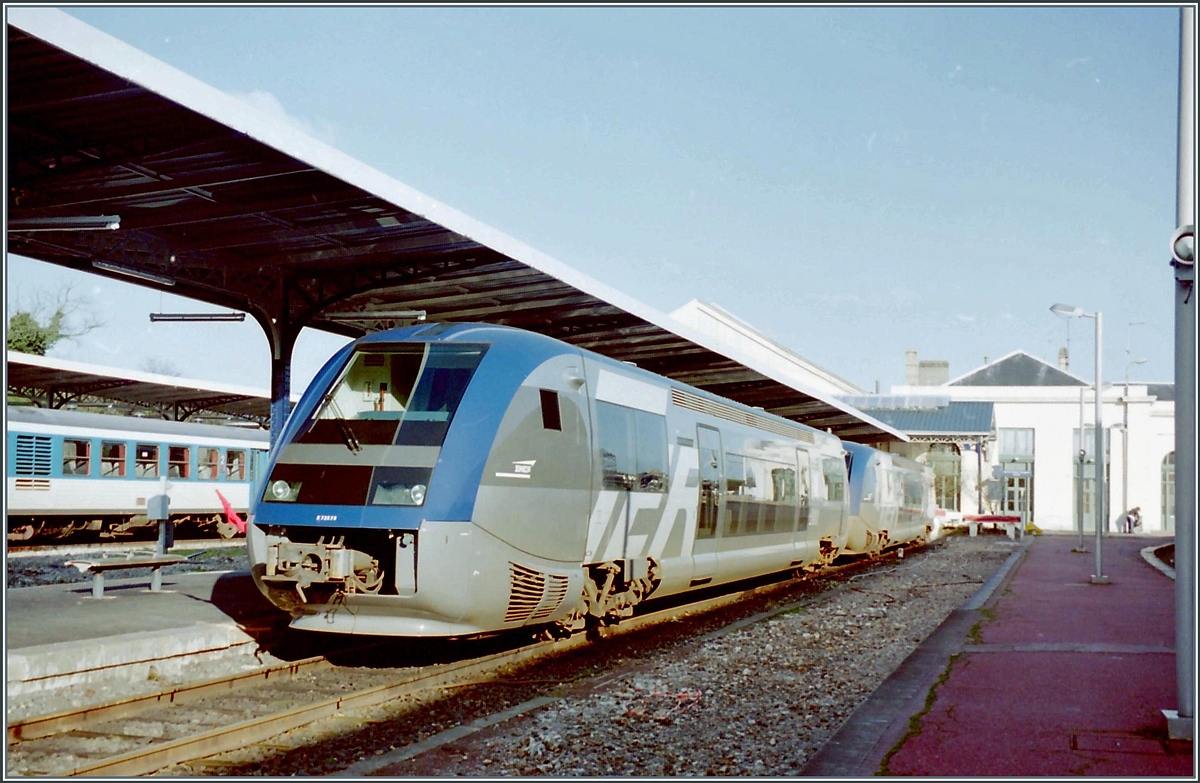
[247,324,583,636]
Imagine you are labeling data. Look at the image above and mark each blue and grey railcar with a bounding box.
[842,441,935,555]
[248,323,930,638]
[6,407,269,541]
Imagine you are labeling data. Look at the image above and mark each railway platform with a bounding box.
[805,532,1194,777]
[5,569,291,715]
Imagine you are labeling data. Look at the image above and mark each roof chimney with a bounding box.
[918,360,950,386]
[905,350,918,386]
[1058,347,1069,371]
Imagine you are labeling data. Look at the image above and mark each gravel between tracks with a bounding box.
[158,530,1016,777]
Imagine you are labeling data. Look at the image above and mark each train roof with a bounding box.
[351,323,843,448]
[6,406,270,444]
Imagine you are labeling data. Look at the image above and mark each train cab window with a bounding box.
[596,401,668,492]
[539,389,562,431]
[101,441,126,477]
[168,446,190,479]
[303,344,488,449]
[198,448,220,479]
[135,444,159,478]
[62,439,90,476]
[226,450,246,481]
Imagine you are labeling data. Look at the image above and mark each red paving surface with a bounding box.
[885,534,1194,777]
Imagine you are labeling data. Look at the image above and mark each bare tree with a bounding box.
[6,282,103,355]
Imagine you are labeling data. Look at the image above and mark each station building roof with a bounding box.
[839,396,995,443]
[6,350,282,425]
[947,351,1087,388]
[6,9,905,443]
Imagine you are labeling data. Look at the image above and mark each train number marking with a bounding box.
[315,514,338,521]
[494,459,536,480]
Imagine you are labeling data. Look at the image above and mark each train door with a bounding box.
[692,425,723,585]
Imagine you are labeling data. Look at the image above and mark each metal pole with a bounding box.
[1167,3,1195,742]
[1092,311,1107,584]
[1122,370,1130,532]
[1076,385,1087,552]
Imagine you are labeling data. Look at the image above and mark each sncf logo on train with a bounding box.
[495,459,536,480]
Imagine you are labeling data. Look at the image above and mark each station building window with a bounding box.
[226,450,246,481]
[168,446,190,479]
[101,441,126,477]
[135,444,159,478]
[62,439,90,476]
[199,448,220,479]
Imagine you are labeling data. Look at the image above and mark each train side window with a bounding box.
[633,410,668,492]
[135,444,159,478]
[822,457,845,502]
[724,453,746,536]
[198,448,220,479]
[168,446,190,479]
[226,450,246,481]
[539,389,562,431]
[62,439,91,476]
[101,441,126,477]
[596,401,636,489]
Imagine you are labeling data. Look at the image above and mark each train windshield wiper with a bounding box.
[315,392,362,454]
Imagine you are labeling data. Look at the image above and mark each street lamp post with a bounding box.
[1052,303,1107,583]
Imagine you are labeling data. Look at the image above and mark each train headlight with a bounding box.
[410,483,427,505]
[266,479,301,502]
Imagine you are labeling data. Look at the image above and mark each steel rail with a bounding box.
[6,655,329,744]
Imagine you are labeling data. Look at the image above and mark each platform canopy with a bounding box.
[6,9,905,444]
[7,350,280,424]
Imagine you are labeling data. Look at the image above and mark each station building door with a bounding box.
[998,428,1035,521]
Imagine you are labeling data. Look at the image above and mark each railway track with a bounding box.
[5,546,909,777]
[6,538,243,559]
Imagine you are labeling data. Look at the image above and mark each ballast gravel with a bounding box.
[159,531,1017,777]
[382,533,1016,777]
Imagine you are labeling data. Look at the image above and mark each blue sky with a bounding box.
[6,6,1185,394]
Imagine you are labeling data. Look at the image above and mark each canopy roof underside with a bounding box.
[6,10,904,444]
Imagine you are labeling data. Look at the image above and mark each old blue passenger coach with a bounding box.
[249,323,934,637]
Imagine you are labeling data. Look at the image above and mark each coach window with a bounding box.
[101,442,126,477]
[199,448,220,479]
[226,450,246,481]
[168,446,190,479]
[822,457,845,502]
[633,410,668,492]
[62,439,90,476]
[724,453,747,536]
[596,402,668,492]
[135,444,159,478]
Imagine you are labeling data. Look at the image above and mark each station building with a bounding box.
[667,301,1176,535]
[880,350,1176,534]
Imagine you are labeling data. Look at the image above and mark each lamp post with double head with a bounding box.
[1052,303,1107,583]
